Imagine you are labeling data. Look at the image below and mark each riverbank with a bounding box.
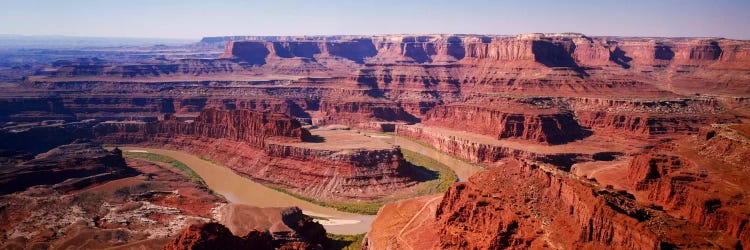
[118,147,373,235]
[113,133,483,235]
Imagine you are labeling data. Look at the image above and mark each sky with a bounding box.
[1,0,749,40]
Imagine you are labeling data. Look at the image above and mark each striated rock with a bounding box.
[222,40,271,65]
[94,109,417,202]
[163,223,274,250]
[5,35,747,128]
[368,159,743,249]
[363,195,442,250]
[0,147,224,249]
[0,140,137,194]
[422,98,590,144]
[94,109,310,147]
[315,98,417,127]
[572,97,737,137]
[165,207,326,250]
[697,124,750,167]
[279,207,327,246]
[433,160,656,249]
[0,120,97,154]
[2,32,750,249]
[218,34,750,72]
[626,153,750,247]
[46,59,247,78]
[396,124,597,168]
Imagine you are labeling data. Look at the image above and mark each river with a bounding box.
[118,135,482,235]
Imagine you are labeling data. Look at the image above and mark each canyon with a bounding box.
[0,33,748,249]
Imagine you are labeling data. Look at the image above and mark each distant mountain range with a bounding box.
[0,35,195,49]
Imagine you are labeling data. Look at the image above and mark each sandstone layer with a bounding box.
[1,32,749,249]
[93,109,418,202]
[164,207,327,250]
[366,159,745,249]
[0,141,223,249]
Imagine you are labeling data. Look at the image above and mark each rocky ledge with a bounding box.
[0,140,137,195]
[164,207,327,250]
[366,159,745,249]
[94,109,419,202]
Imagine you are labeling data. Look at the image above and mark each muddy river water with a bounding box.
[119,135,482,235]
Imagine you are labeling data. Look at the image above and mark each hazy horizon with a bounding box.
[1,0,749,40]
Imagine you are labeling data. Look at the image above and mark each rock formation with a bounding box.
[366,160,745,249]
[164,207,327,250]
[1,32,749,249]
[0,140,224,249]
[0,140,137,194]
[94,109,310,147]
[421,98,590,144]
[164,223,274,250]
[93,109,418,202]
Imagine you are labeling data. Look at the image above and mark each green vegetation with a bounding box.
[115,135,467,216]
[267,148,458,215]
[268,185,384,215]
[401,148,457,195]
[198,156,219,165]
[308,215,330,221]
[123,151,206,186]
[394,135,489,169]
[326,233,366,250]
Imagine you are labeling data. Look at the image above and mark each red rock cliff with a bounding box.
[94,109,309,147]
[93,109,417,202]
[164,207,327,250]
[626,152,750,247]
[423,98,589,145]
[367,159,743,249]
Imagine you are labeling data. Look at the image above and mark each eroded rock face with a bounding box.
[422,99,589,144]
[367,160,743,249]
[218,34,750,72]
[572,97,736,137]
[626,153,750,247]
[434,160,660,249]
[94,109,309,147]
[164,208,326,250]
[94,109,417,202]
[164,223,274,250]
[2,33,749,249]
[0,140,137,194]
[165,223,248,250]
[395,124,592,168]
[4,35,747,138]
[0,142,224,249]
[0,120,97,154]
[697,124,750,167]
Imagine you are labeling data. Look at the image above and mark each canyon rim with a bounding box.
[1,1,750,249]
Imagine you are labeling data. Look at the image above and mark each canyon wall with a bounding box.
[0,140,227,249]
[164,207,327,250]
[366,159,744,249]
[93,109,417,202]
[0,141,137,195]
[219,34,750,71]
[625,152,749,248]
[697,124,750,167]
[2,32,749,249]
[432,160,740,249]
[94,109,309,147]
[396,124,597,168]
[421,98,590,144]
[572,97,737,137]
